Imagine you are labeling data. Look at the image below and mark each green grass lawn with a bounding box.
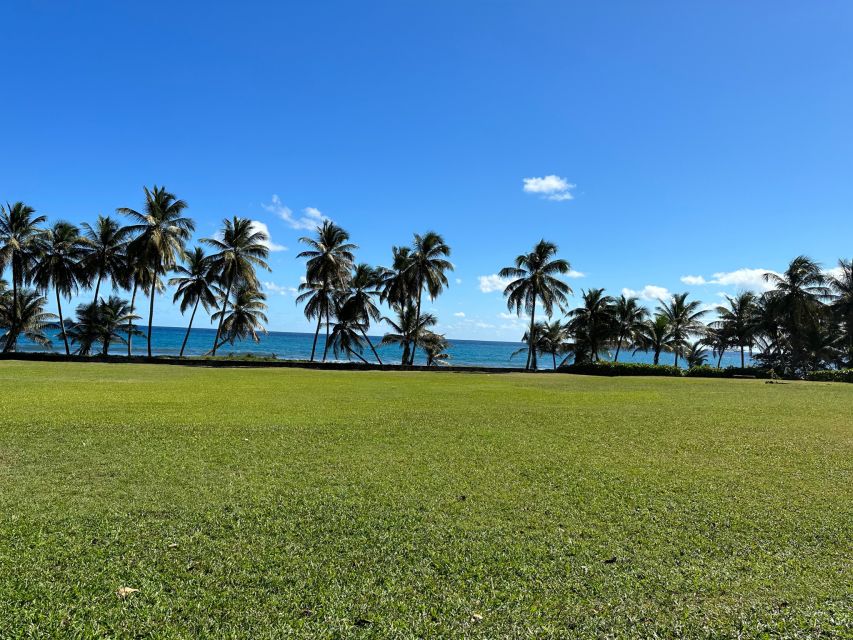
[1,362,851,638]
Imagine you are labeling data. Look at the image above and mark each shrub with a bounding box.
[686,366,772,379]
[559,361,683,377]
[806,369,853,383]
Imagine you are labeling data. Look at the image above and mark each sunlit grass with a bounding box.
[0,362,850,638]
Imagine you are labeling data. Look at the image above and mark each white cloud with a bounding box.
[262,195,330,230]
[622,285,671,302]
[250,220,287,252]
[455,278,463,285]
[498,312,516,319]
[824,266,844,281]
[680,268,780,292]
[453,312,466,318]
[262,281,298,296]
[567,269,585,278]
[478,274,512,293]
[522,175,576,201]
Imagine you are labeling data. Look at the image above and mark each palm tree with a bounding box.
[169,247,218,357]
[829,258,853,366]
[566,288,616,362]
[81,215,131,303]
[123,259,155,357]
[635,314,675,365]
[713,291,758,368]
[684,341,709,368]
[500,240,573,370]
[657,292,707,367]
[702,325,731,368]
[31,222,88,355]
[68,297,140,356]
[421,331,451,367]
[202,217,270,356]
[381,305,437,365]
[297,221,356,361]
[612,295,648,361]
[118,186,194,357]
[406,232,453,365]
[0,202,47,353]
[327,315,370,364]
[210,284,268,351]
[0,288,56,352]
[339,263,384,363]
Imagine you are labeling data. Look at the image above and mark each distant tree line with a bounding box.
[1,191,851,376]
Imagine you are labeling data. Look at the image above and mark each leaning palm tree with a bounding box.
[0,288,56,352]
[406,232,453,365]
[202,217,270,356]
[123,258,156,357]
[68,297,140,356]
[30,222,89,355]
[713,291,758,368]
[702,324,731,368]
[566,288,616,362]
[327,315,370,364]
[635,314,675,365]
[118,186,194,357]
[500,240,573,370]
[338,263,384,363]
[0,202,47,353]
[210,284,268,351]
[169,247,218,357]
[684,341,709,368]
[657,292,707,367]
[297,221,356,361]
[81,215,131,303]
[381,305,437,365]
[829,258,853,366]
[612,294,648,361]
[421,331,451,367]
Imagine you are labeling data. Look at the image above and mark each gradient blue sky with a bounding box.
[2,1,852,340]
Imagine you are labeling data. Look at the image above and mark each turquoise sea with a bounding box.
[18,325,754,369]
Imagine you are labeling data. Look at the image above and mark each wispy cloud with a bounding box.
[250,221,287,252]
[478,274,511,293]
[622,285,671,302]
[453,311,466,318]
[567,269,585,278]
[680,268,780,292]
[262,281,297,296]
[522,175,575,201]
[262,195,329,230]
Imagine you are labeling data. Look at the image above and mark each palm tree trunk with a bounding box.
[310,314,322,361]
[180,297,201,357]
[528,295,537,371]
[361,328,382,364]
[740,344,745,368]
[322,308,331,362]
[55,289,70,356]
[3,261,19,353]
[654,349,660,365]
[552,351,557,369]
[411,277,423,365]
[347,347,370,364]
[127,281,138,357]
[614,333,624,362]
[92,274,102,305]
[212,278,234,357]
[717,351,724,367]
[147,277,156,358]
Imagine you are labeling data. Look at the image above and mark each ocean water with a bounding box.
[16,325,754,369]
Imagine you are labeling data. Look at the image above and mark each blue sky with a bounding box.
[2,1,852,340]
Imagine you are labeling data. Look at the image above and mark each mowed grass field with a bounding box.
[0,362,851,638]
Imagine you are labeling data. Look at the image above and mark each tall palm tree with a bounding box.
[657,292,707,367]
[210,284,268,351]
[381,306,437,365]
[635,314,675,365]
[202,217,270,356]
[297,221,356,361]
[500,240,573,370]
[169,247,218,357]
[829,258,853,366]
[81,215,131,303]
[118,185,194,357]
[566,288,616,362]
[406,232,453,365]
[31,222,88,355]
[339,263,384,363]
[0,202,47,353]
[0,288,56,352]
[612,295,648,361]
[123,259,155,357]
[713,291,758,368]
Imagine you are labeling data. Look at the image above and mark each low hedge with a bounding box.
[685,366,772,379]
[559,361,683,377]
[806,369,853,383]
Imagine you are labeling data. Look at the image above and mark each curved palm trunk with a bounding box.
[3,262,20,353]
[653,348,661,365]
[411,277,424,365]
[552,351,557,369]
[614,332,625,362]
[310,314,322,361]
[528,293,537,371]
[717,350,724,367]
[212,278,234,357]
[55,289,70,356]
[92,273,103,305]
[147,280,156,358]
[127,281,138,357]
[361,328,382,364]
[180,297,201,357]
[322,309,331,362]
[347,346,370,364]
